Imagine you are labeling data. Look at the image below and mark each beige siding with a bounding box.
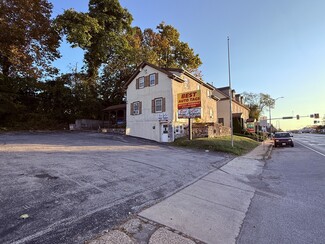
[126,66,173,142]
[171,74,217,124]
[126,65,218,142]
[217,99,250,127]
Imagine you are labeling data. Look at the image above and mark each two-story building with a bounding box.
[124,62,219,142]
[212,86,250,133]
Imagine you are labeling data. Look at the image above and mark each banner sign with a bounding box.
[178,108,201,119]
[177,90,201,109]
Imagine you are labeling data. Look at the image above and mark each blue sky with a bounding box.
[51,0,325,130]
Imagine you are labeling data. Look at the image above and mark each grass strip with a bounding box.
[172,135,260,156]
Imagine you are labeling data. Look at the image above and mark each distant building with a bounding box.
[212,86,250,133]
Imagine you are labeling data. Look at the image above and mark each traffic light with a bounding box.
[314,113,319,119]
[296,115,300,120]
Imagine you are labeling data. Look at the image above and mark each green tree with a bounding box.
[151,22,202,71]
[242,92,275,120]
[0,0,60,78]
[55,0,133,83]
[0,0,61,128]
[99,23,203,107]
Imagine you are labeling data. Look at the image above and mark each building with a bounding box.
[212,87,250,133]
[124,62,219,142]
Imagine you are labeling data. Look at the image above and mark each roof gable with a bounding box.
[124,61,214,90]
[124,62,173,89]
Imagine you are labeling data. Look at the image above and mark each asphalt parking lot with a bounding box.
[0,132,231,244]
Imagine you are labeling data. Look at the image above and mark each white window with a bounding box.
[133,102,140,114]
[139,77,144,89]
[155,98,162,113]
[197,84,200,90]
[149,74,156,86]
[175,125,184,135]
[184,78,189,89]
[209,108,213,118]
[207,89,211,97]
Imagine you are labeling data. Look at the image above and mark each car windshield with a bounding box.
[274,133,290,138]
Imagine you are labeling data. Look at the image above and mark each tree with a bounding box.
[148,22,202,71]
[242,92,275,120]
[99,23,203,107]
[55,0,133,83]
[0,0,60,78]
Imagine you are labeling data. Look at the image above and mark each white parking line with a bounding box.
[296,141,325,157]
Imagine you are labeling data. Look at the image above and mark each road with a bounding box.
[237,133,325,244]
[0,132,230,244]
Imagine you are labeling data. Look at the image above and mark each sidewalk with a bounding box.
[87,140,273,244]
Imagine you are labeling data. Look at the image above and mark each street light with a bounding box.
[269,96,284,135]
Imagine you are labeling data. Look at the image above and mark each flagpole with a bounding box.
[227,36,234,147]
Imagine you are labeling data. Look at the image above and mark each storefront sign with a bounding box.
[177,90,201,109]
[246,122,255,133]
[158,113,169,121]
[178,108,201,119]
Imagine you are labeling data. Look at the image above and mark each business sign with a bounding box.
[178,108,201,119]
[177,90,201,109]
[158,113,169,121]
[246,122,255,133]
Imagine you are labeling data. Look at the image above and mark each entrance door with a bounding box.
[161,124,169,142]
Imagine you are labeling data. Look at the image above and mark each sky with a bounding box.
[50,0,325,130]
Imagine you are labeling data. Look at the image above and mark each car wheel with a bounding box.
[274,144,277,147]
[291,144,294,147]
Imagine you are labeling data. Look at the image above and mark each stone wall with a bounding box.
[188,123,231,138]
[73,119,109,130]
[101,128,126,135]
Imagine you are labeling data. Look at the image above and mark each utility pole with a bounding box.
[227,36,234,147]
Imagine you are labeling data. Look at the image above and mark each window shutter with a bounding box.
[162,97,166,112]
[130,102,134,115]
[145,75,150,87]
[136,78,139,89]
[152,99,155,113]
[155,73,159,85]
[139,101,142,114]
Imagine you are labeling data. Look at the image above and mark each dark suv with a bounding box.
[273,132,294,147]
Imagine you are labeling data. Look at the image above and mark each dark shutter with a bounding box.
[155,73,158,85]
[145,75,150,87]
[130,103,134,115]
[162,97,166,112]
[136,78,139,89]
[152,99,155,113]
[139,102,142,114]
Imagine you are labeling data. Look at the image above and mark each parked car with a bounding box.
[273,132,294,147]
